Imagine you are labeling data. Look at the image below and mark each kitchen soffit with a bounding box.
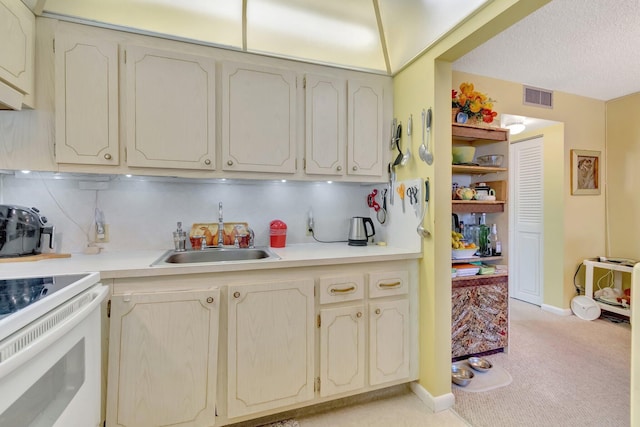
[33,0,488,74]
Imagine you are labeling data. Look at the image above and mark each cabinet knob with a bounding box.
[204,159,211,165]
[336,165,342,172]
[352,165,358,171]
[104,153,112,160]
[375,308,381,315]
[356,311,362,318]
[233,291,240,298]
[227,160,234,166]
[206,297,214,304]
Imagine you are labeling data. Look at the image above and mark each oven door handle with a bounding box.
[0,285,109,380]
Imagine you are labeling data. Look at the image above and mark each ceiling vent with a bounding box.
[523,86,553,108]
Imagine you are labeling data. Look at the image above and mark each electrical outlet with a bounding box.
[96,224,110,243]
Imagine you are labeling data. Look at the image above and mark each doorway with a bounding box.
[509,136,544,305]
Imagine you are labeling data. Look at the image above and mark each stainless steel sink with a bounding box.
[151,247,279,266]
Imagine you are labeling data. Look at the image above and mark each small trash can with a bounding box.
[270,220,287,248]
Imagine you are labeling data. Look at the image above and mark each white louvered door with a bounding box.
[509,137,544,305]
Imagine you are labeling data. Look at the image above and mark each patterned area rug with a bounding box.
[453,360,512,392]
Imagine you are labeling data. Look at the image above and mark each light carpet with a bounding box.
[453,298,631,427]
[453,361,512,393]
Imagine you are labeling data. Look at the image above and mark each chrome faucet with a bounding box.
[217,202,224,246]
[247,227,255,248]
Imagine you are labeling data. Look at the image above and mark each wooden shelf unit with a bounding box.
[452,123,508,143]
[451,255,503,265]
[451,123,510,359]
[452,164,507,174]
[452,200,505,213]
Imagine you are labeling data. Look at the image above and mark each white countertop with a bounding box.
[0,243,422,280]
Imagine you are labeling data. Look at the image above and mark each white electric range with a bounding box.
[0,272,108,426]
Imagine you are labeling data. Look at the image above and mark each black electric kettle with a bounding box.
[348,217,375,246]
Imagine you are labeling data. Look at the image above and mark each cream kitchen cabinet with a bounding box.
[106,288,220,427]
[124,45,216,170]
[221,62,297,173]
[318,274,366,397]
[319,305,366,396]
[318,270,410,397]
[347,80,384,177]
[369,299,410,385]
[0,0,34,110]
[305,76,385,178]
[227,279,315,419]
[304,74,346,176]
[55,34,119,165]
[368,270,410,385]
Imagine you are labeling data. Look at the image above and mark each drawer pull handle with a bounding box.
[336,165,342,171]
[227,160,234,166]
[330,285,356,294]
[378,281,401,289]
[356,311,362,318]
[104,153,112,160]
[233,291,240,298]
[204,159,211,165]
[375,308,381,315]
[206,297,214,304]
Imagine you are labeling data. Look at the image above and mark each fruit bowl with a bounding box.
[452,248,478,259]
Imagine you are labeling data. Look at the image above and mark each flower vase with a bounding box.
[455,112,468,124]
[451,108,460,122]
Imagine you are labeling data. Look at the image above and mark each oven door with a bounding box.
[0,284,108,427]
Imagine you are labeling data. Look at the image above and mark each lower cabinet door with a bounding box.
[319,305,365,397]
[106,288,220,427]
[227,279,315,418]
[369,299,410,386]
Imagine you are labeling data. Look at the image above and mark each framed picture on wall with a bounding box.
[571,149,601,195]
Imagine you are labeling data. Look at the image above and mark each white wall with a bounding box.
[0,172,388,253]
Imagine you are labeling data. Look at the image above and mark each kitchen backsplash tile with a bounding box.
[0,173,388,253]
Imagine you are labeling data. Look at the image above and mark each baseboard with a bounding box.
[541,303,572,316]
[409,381,455,412]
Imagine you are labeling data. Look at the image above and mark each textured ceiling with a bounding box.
[34,0,488,74]
[453,0,640,101]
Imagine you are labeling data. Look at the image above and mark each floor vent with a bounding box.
[523,86,553,108]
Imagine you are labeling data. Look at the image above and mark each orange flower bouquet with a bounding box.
[452,82,497,124]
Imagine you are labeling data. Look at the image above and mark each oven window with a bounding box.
[0,338,85,426]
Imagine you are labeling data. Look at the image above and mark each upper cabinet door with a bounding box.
[221,62,297,173]
[124,45,215,170]
[55,35,119,165]
[347,80,384,177]
[304,74,346,176]
[0,0,34,108]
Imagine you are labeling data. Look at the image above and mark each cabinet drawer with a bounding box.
[368,271,408,298]
[319,274,364,304]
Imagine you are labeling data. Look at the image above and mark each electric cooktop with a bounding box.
[0,272,100,341]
